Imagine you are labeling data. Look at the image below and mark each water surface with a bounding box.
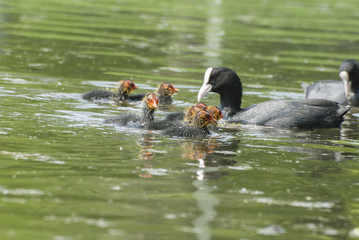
[1,0,359,239]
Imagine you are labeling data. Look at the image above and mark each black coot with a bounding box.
[302,59,359,105]
[198,67,350,128]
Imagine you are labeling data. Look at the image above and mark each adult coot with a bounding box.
[302,59,359,105]
[83,80,138,101]
[198,67,350,128]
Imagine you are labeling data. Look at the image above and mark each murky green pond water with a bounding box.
[1,0,359,239]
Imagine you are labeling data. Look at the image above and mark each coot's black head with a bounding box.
[339,59,359,97]
[198,67,243,114]
[339,59,359,78]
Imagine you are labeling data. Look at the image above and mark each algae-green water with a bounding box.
[1,0,359,239]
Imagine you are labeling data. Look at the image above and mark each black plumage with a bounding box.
[198,67,350,128]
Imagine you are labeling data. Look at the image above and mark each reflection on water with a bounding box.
[181,140,219,161]
[180,137,239,240]
[1,0,359,239]
[204,0,224,66]
[240,124,359,162]
[138,133,156,160]
[192,175,219,240]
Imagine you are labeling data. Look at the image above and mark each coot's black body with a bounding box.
[198,67,350,128]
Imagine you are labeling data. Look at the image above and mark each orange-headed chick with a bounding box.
[157,83,179,104]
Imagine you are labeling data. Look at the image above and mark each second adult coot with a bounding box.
[302,59,359,105]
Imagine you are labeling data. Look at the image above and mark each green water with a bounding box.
[1,0,359,239]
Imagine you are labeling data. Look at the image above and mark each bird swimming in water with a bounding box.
[83,80,138,102]
[104,93,159,127]
[302,59,359,105]
[128,83,179,104]
[163,102,208,123]
[207,105,224,121]
[198,67,350,128]
[161,109,217,137]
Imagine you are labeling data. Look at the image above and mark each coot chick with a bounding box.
[104,93,159,126]
[164,102,208,123]
[157,83,179,104]
[207,105,223,121]
[198,67,350,128]
[302,59,359,105]
[145,102,208,130]
[182,102,209,123]
[162,109,217,137]
[83,80,138,101]
[207,105,223,131]
[128,83,179,104]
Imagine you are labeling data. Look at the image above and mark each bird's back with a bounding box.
[302,80,348,105]
[227,99,349,128]
[82,90,117,100]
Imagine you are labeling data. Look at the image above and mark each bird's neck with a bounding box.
[219,87,242,116]
[118,88,129,100]
[142,106,155,124]
[349,62,359,92]
[351,76,359,92]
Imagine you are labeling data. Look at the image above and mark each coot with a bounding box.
[198,67,350,128]
[207,105,223,131]
[145,102,208,130]
[162,102,208,123]
[157,83,179,104]
[302,59,359,105]
[162,109,217,137]
[207,105,224,121]
[104,93,159,126]
[128,83,179,104]
[83,80,138,101]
